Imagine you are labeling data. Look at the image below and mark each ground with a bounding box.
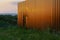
[0,26,60,40]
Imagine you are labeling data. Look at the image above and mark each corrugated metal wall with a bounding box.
[18,0,60,31]
[51,0,60,31]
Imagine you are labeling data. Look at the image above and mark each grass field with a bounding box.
[0,26,60,40]
[0,15,60,40]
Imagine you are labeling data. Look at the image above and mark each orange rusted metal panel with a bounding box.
[18,0,60,31]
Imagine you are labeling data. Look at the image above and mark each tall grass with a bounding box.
[0,26,60,40]
[0,15,60,40]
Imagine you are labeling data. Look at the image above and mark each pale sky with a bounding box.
[0,0,25,14]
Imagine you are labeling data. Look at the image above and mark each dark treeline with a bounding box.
[0,15,17,27]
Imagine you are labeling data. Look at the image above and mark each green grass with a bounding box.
[0,15,60,40]
[0,26,60,40]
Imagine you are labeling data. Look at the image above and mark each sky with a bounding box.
[0,0,25,14]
